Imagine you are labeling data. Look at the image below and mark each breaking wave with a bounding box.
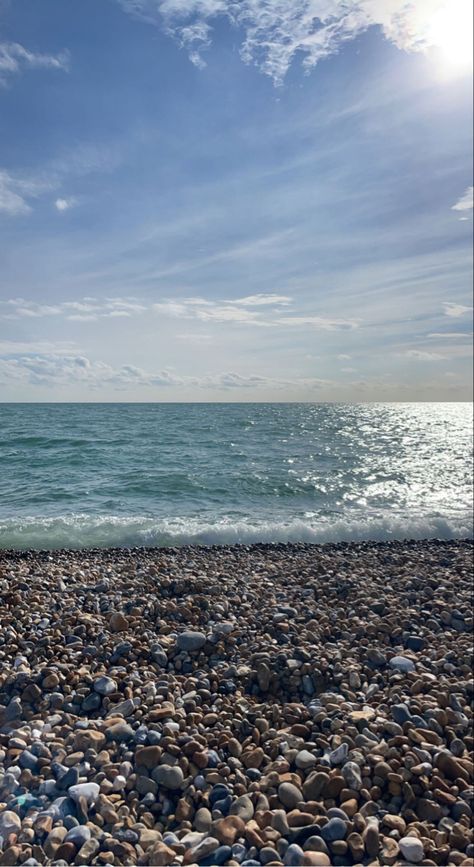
[0,512,472,550]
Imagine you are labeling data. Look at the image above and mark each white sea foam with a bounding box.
[0,512,471,549]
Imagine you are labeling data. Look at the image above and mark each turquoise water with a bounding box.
[0,402,472,549]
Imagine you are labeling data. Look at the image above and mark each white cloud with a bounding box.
[0,42,69,84]
[452,186,474,212]
[443,302,473,318]
[229,293,292,306]
[277,314,358,330]
[55,197,77,212]
[428,331,473,338]
[1,297,147,321]
[2,294,362,331]
[0,171,31,215]
[0,169,57,216]
[337,353,352,360]
[405,349,444,361]
[0,350,331,392]
[118,0,466,84]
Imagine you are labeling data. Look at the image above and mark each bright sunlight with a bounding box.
[427,0,473,71]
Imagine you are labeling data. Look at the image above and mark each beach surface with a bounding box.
[0,539,472,866]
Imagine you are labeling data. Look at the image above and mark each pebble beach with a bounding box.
[0,539,473,867]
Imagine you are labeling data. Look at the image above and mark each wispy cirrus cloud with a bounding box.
[405,349,445,361]
[117,0,466,84]
[2,293,357,331]
[0,169,55,216]
[443,302,473,318]
[1,297,147,321]
[452,186,474,212]
[0,41,69,85]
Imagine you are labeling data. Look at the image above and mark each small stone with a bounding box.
[73,729,106,751]
[284,844,305,865]
[106,721,134,742]
[229,795,254,821]
[177,631,207,652]
[152,764,184,789]
[195,808,213,833]
[417,798,443,822]
[320,818,347,843]
[389,656,416,673]
[93,675,117,695]
[0,812,21,838]
[399,836,424,863]
[296,750,317,770]
[76,838,100,863]
[303,772,329,800]
[301,854,331,866]
[135,745,162,768]
[278,782,303,809]
[68,782,100,805]
[342,761,362,790]
[64,826,91,847]
[109,612,129,631]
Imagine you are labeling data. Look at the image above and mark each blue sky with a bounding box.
[0,0,472,401]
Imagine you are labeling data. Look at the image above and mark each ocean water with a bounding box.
[0,402,472,549]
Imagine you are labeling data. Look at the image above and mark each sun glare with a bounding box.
[427,0,473,71]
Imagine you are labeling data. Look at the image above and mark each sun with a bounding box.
[427,0,473,71]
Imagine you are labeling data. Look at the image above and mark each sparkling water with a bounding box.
[0,402,472,548]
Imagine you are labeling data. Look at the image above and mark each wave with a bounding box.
[0,512,472,550]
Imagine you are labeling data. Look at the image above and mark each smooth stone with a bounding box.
[260,847,280,865]
[68,783,100,805]
[18,750,38,771]
[195,808,213,833]
[106,721,134,742]
[188,836,220,861]
[279,782,303,809]
[93,675,117,695]
[329,743,348,765]
[284,844,306,865]
[320,818,348,842]
[77,838,100,862]
[64,826,91,847]
[303,772,330,800]
[199,845,233,865]
[399,836,424,863]
[229,795,254,821]
[389,656,416,673]
[176,631,207,652]
[0,811,22,837]
[152,764,184,789]
[107,698,136,717]
[342,761,362,791]
[405,635,425,651]
[295,750,317,770]
[392,703,412,725]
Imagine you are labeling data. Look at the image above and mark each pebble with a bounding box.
[399,836,425,862]
[176,630,207,651]
[0,540,471,867]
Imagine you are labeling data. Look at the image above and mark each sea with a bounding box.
[0,402,472,550]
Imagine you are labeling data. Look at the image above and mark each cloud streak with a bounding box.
[2,294,359,330]
[452,186,474,212]
[443,302,473,318]
[0,41,69,84]
[118,0,464,84]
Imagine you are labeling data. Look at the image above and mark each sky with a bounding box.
[0,0,472,402]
